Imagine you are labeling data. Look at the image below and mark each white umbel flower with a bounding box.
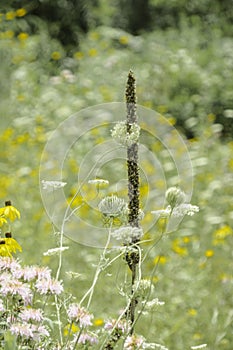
[112,226,143,243]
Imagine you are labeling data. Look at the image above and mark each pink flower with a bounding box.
[104,319,129,333]
[10,322,49,341]
[35,278,63,295]
[0,256,21,271]
[10,322,34,339]
[0,278,32,305]
[67,303,93,327]
[19,308,44,322]
[124,334,145,349]
[78,332,98,345]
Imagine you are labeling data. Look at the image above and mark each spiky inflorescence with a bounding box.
[126,70,140,233]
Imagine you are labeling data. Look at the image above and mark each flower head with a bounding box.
[88,179,109,187]
[98,195,127,218]
[19,308,44,322]
[35,277,63,295]
[0,201,20,221]
[41,180,67,191]
[78,332,98,345]
[124,334,145,349]
[165,187,185,209]
[67,303,93,327]
[43,246,69,256]
[112,226,143,243]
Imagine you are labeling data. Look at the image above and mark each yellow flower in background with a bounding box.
[213,225,233,245]
[153,255,167,265]
[51,51,61,60]
[188,308,197,316]
[63,323,79,336]
[167,116,176,125]
[94,318,104,326]
[17,32,29,41]
[205,249,214,258]
[6,11,15,20]
[4,30,14,39]
[119,35,129,45]
[16,8,27,17]
[207,113,216,123]
[74,51,84,60]
[88,48,97,57]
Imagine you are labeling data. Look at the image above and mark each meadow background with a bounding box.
[0,1,233,348]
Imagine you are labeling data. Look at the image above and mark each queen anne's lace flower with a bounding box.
[41,180,67,191]
[43,246,69,256]
[151,187,199,221]
[112,226,143,243]
[88,179,109,186]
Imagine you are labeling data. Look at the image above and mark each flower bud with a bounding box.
[165,187,185,209]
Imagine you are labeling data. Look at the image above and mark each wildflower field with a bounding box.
[0,2,233,349]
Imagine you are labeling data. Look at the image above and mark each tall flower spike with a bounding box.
[126,70,140,230]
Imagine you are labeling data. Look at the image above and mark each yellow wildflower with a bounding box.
[213,225,233,245]
[6,11,15,20]
[1,201,20,221]
[153,255,167,265]
[88,48,97,57]
[64,323,79,336]
[17,32,29,41]
[188,308,197,316]
[0,240,11,257]
[4,30,14,39]
[0,233,22,257]
[205,249,214,258]
[167,116,176,125]
[74,51,84,60]
[16,8,27,17]
[51,51,61,60]
[119,35,129,45]
[94,318,104,326]
[0,217,7,227]
[5,232,22,253]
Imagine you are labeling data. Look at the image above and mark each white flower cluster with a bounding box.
[151,187,199,219]
[112,226,143,243]
[111,121,140,147]
[43,246,69,256]
[88,179,109,186]
[191,345,207,349]
[41,180,67,191]
[98,195,127,218]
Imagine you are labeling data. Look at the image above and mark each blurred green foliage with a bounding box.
[0,1,233,348]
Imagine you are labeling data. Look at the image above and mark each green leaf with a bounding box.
[4,331,17,350]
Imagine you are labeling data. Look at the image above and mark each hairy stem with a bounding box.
[125,70,140,334]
